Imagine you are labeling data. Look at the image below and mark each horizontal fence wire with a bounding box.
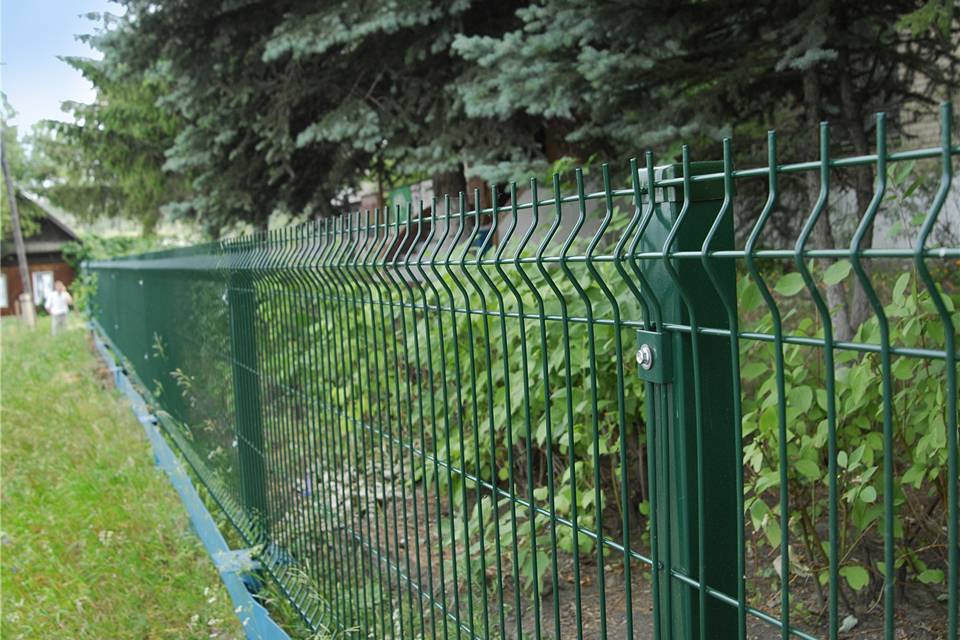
[87,104,958,640]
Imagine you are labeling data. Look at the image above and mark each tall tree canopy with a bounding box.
[96,0,535,232]
[455,0,958,170]
[41,55,189,232]
[45,0,958,249]
[1,98,47,239]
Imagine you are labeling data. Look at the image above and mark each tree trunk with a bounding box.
[1,138,36,328]
[432,163,467,209]
[838,49,876,337]
[804,64,854,341]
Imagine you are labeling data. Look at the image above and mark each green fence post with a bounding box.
[226,245,269,541]
[637,161,738,640]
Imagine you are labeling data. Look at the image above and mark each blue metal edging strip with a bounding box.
[90,327,292,640]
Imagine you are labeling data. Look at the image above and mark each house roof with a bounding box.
[1,195,80,258]
[39,208,78,242]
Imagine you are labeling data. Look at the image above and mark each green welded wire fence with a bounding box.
[87,104,958,640]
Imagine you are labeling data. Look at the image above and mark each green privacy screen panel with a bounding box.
[88,104,958,640]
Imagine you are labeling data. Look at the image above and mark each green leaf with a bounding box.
[892,272,911,305]
[901,465,925,489]
[813,419,828,447]
[849,444,866,469]
[741,362,767,381]
[759,406,778,433]
[837,450,848,469]
[822,260,851,285]
[795,459,820,481]
[815,389,828,412]
[859,485,877,503]
[764,519,781,548]
[840,565,870,591]
[788,386,813,413]
[739,281,763,311]
[774,273,806,297]
[917,569,944,584]
[892,358,914,380]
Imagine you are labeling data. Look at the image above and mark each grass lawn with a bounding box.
[1,316,244,639]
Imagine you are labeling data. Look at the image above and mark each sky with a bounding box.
[1,0,118,132]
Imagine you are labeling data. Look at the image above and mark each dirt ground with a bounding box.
[314,470,949,640]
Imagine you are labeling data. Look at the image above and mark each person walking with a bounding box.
[44,280,73,336]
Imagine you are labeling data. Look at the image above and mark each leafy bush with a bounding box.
[742,265,958,601]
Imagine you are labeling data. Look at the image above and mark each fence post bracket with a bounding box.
[636,329,672,383]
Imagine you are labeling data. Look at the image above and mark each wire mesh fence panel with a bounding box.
[87,105,958,640]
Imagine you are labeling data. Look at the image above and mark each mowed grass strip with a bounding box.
[1,318,243,640]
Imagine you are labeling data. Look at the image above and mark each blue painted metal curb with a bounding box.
[90,326,292,640]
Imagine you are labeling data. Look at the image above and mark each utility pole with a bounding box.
[1,136,36,328]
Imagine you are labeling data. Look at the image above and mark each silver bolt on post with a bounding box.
[636,344,654,370]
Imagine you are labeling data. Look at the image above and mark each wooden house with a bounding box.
[1,204,79,316]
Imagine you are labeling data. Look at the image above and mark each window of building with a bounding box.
[32,270,54,305]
